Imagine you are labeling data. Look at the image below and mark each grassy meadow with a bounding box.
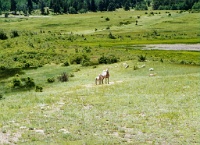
[0,10,200,144]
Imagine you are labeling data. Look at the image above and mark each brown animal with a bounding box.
[95,74,103,85]
[101,69,110,84]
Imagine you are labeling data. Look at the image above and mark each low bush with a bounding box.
[35,85,43,92]
[10,30,20,38]
[47,77,55,83]
[63,61,70,66]
[12,75,35,90]
[105,17,110,21]
[58,72,68,82]
[83,47,91,53]
[81,59,91,66]
[0,29,8,40]
[98,55,118,64]
[70,54,90,65]
[138,54,147,62]
[0,93,4,100]
[108,32,116,39]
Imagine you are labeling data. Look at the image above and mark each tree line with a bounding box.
[152,0,200,10]
[0,0,200,15]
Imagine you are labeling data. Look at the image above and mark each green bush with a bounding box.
[0,93,4,100]
[138,54,147,62]
[12,75,22,88]
[105,17,110,21]
[12,75,35,90]
[83,47,91,53]
[35,85,43,92]
[63,61,70,66]
[98,55,118,64]
[0,30,8,40]
[70,54,90,65]
[10,30,20,38]
[23,77,35,89]
[47,77,55,83]
[81,59,91,66]
[108,32,116,39]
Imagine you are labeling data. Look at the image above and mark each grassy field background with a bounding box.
[0,10,200,144]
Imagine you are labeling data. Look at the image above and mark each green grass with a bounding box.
[0,60,200,144]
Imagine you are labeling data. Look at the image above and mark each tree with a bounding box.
[192,1,200,10]
[50,0,63,13]
[10,0,17,13]
[27,0,33,14]
[124,2,130,11]
[107,2,116,11]
[69,6,77,14]
[0,0,10,12]
[39,0,44,14]
[98,0,106,11]
[90,0,97,12]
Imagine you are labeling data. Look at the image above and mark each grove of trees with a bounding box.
[0,0,200,15]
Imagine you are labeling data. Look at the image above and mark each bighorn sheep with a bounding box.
[101,69,110,84]
[95,74,103,85]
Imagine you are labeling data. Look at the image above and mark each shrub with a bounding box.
[81,59,91,66]
[12,75,35,90]
[108,32,116,39]
[70,54,90,65]
[12,75,22,88]
[64,61,70,66]
[0,30,8,40]
[0,93,4,100]
[58,72,68,82]
[83,47,91,53]
[10,30,19,38]
[47,77,55,83]
[70,55,83,64]
[35,85,43,92]
[23,77,35,89]
[138,54,147,62]
[105,17,110,21]
[98,55,118,64]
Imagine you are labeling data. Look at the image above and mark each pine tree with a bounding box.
[27,0,33,14]
[90,0,97,12]
[10,0,17,13]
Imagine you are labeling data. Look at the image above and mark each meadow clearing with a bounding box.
[0,10,200,144]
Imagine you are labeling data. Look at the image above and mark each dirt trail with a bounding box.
[144,44,200,51]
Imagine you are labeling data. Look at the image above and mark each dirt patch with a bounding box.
[0,132,21,144]
[144,44,200,51]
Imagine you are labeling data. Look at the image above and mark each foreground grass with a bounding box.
[0,61,199,144]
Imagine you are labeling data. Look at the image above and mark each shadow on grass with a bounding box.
[0,68,25,80]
